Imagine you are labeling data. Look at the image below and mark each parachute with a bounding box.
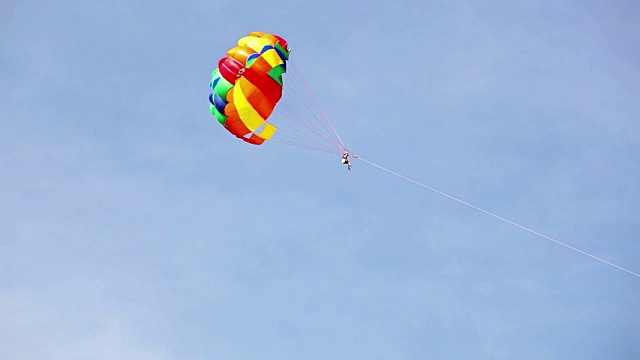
[209,32,346,153]
[206,34,640,280]
[209,32,290,145]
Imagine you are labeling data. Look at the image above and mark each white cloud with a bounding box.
[0,291,170,360]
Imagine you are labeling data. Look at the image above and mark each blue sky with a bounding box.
[2,0,639,359]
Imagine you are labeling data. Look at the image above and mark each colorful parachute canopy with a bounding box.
[209,32,290,145]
